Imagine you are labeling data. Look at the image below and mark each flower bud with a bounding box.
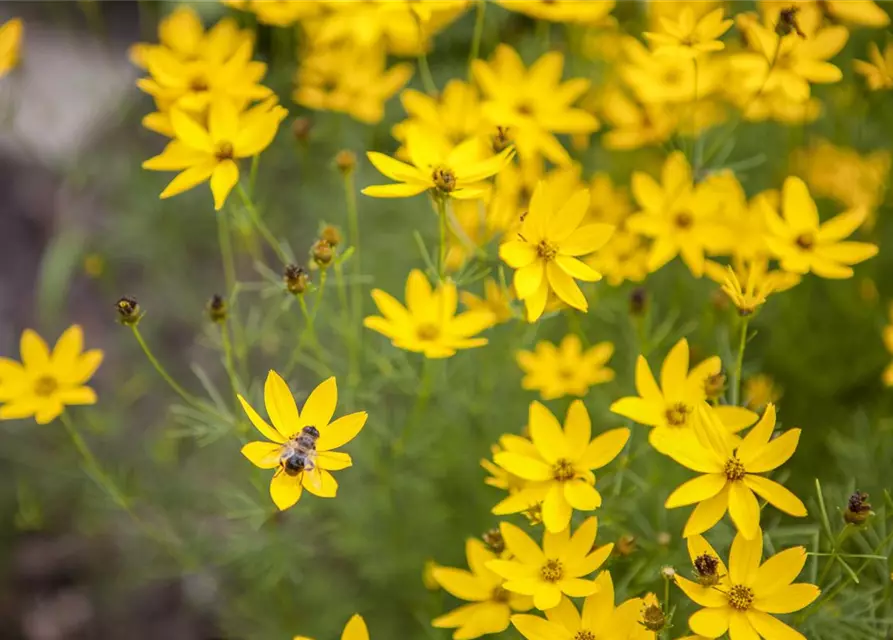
[660,566,676,579]
[292,117,312,144]
[311,239,334,268]
[640,602,666,632]
[775,7,805,38]
[207,294,227,323]
[320,224,342,248]
[615,535,637,557]
[335,150,357,175]
[422,559,441,591]
[482,528,505,555]
[844,491,872,526]
[116,296,142,326]
[284,264,310,295]
[704,371,727,401]
[629,287,647,316]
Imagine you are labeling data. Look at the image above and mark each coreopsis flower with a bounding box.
[472,45,599,166]
[759,0,890,28]
[647,0,724,28]
[294,613,368,640]
[487,518,613,610]
[364,269,495,358]
[143,98,287,210]
[610,338,758,453]
[714,259,798,316]
[516,335,615,400]
[744,374,782,411]
[239,372,367,510]
[293,41,412,125]
[662,403,806,539]
[586,230,651,286]
[393,80,483,149]
[482,434,537,495]
[0,17,23,79]
[234,0,321,27]
[644,7,733,59]
[619,38,723,106]
[363,127,513,199]
[599,86,676,150]
[432,538,533,639]
[460,278,515,325]
[626,152,731,277]
[499,181,613,321]
[675,532,820,639]
[0,326,103,424]
[494,0,615,24]
[763,177,879,278]
[491,400,629,532]
[512,571,655,640]
[855,42,893,90]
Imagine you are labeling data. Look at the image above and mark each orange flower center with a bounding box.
[665,402,691,427]
[416,323,440,341]
[216,141,235,161]
[540,558,564,582]
[728,584,754,610]
[432,167,456,193]
[552,458,576,481]
[795,233,815,250]
[673,211,694,229]
[189,75,209,92]
[574,632,595,640]
[33,375,58,397]
[723,456,747,481]
[536,240,558,261]
[490,586,510,603]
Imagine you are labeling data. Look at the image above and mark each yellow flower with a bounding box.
[759,0,890,28]
[472,45,599,166]
[364,127,513,199]
[492,400,629,532]
[516,334,615,400]
[763,177,879,279]
[586,230,651,286]
[487,518,613,610]
[432,538,533,639]
[482,435,537,494]
[675,531,820,639]
[620,38,722,106]
[855,42,893,90]
[364,269,495,358]
[499,181,613,321]
[237,0,321,27]
[744,374,782,411]
[644,7,733,59]
[647,1,724,29]
[599,85,676,150]
[293,41,413,125]
[626,152,731,277]
[460,278,515,325]
[662,403,806,539]
[143,98,287,210]
[494,0,615,24]
[883,303,893,386]
[511,572,652,640]
[239,372,367,511]
[0,326,103,425]
[0,17,23,79]
[610,338,758,453]
[294,613,369,640]
[393,80,483,149]
[717,261,780,316]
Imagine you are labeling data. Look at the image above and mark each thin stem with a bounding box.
[417,50,437,95]
[334,261,350,318]
[217,211,237,298]
[131,325,201,408]
[249,154,260,199]
[467,0,487,80]
[311,269,329,325]
[395,358,433,456]
[219,322,241,411]
[730,315,749,406]
[236,182,287,263]
[343,170,362,388]
[436,197,448,281]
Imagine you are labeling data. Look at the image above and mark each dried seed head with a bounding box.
[207,294,227,323]
[704,371,727,401]
[491,126,512,153]
[116,296,142,326]
[482,528,505,555]
[283,264,310,295]
[640,602,666,632]
[311,239,334,268]
[335,150,357,174]
[845,491,873,525]
[694,553,721,587]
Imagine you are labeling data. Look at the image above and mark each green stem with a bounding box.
[219,322,241,413]
[334,261,350,318]
[131,325,201,408]
[436,197,448,281]
[395,358,433,455]
[537,20,550,51]
[467,0,487,80]
[311,269,328,325]
[217,211,237,297]
[249,154,260,199]
[730,316,749,406]
[417,50,437,95]
[343,170,362,388]
[236,182,287,263]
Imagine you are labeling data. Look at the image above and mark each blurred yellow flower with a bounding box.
[0,326,103,425]
[644,7,733,59]
[494,0,615,24]
[512,571,653,640]
[364,269,495,358]
[883,303,893,386]
[492,400,629,532]
[432,538,533,639]
[363,127,513,199]
[760,0,890,28]
[0,17,23,79]
[763,177,878,278]
[676,532,819,639]
[499,181,613,321]
[233,0,321,27]
[294,613,369,640]
[293,41,413,125]
[460,278,515,325]
[714,259,797,316]
[599,85,675,150]
[472,45,599,166]
[393,80,483,149]
[647,1,723,29]
[854,42,893,90]
[744,374,782,410]
[662,403,806,539]
[516,334,614,400]
[610,338,757,453]
[620,38,722,106]
[586,230,651,286]
[143,98,287,210]
[482,434,536,494]
[422,559,441,591]
[239,372,367,511]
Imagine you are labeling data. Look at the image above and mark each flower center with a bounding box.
[416,323,440,341]
[523,502,543,525]
[189,75,209,92]
[216,141,234,161]
[665,402,691,427]
[728,584,754,611]
[574,632,595,640]
[491,586,510,603]
[552,458,576,481]
[540,558,564,582]
[674,211,694,229]
[723,456,747,481]
[517,102,534,116]
[432,167,456,192]
[795,233,815,250]
[33,375,58,397]
[536,240,558,261]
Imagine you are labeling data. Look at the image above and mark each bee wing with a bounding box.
[259,447,285,468]
[304,462,323,492]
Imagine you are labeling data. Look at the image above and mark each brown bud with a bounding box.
[116,296,142,326]
[320,224,342,247]
[694,552,721,587]
[283,264,310,295]
[629,287,647,316]
[335,150,357,174]
[844,491,872,525]
[311,239,334,268]
[704,371,727,401]
[292,117,312,143]
[207,294,227,323]
[775,6,806,38]
[640,602,666,632]
[615,535,637,557]
[482,528,505,555]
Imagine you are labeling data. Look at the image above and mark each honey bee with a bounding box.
[264,426,321,478]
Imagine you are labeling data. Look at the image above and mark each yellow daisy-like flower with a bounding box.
[662,403,806,539]
[294,613,369,640]
[675,532,820,639]
[363,127,513,200]
[759,0,890,28]
[364,269,495,358]
[499,181,613,321]
[238,0,321,27]
[0,17,23,79]
[512,572,654,640]
[239,372,367,511]
[432,538,533,639]
[492,400,629,532]
[0,326,103,425]
[610,338,757,453]
[487,518,613,610]
[744,374,782,411]
[494,0,615,25]
[717,260,782,316]
[854,42,893,91]
[644,7,733,59]
[393,80,484,149]
[516,334,615,400]
[482,434,537,495]
[599,85,675,151]
[142,98,287,210]
[763,176,879,279]
[460,278,515,325]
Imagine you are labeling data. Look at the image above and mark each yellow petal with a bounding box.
[159,162,216,200]
[729,610,760,640]
[317,411,366,452]
[264,370,300,437]
[735,403,777,463]
[546,261,587,311]
[728,483,762,539]
[237,394,286,443]
[666,474,727,508]
[300,376,338,430]
[577,427,629,469]
[660,338,689,401]
[529,401,570,463]
[729,530,763,585]
[609,397,662,426]
[241,441,281,469]
[54,387,97,406]
[683,486,729,537]
[170,109,214,152]
[675,575,728,608]
[341,614,369,640]
[302,467,338,497]
[270,471,302,510]
[751,547,808,596]
[743,475,807,517]
[542,483,573,533]
[511,614,564,640]
[564,480,601,511]
[361,183,429,198]
[753,583,819,614]
[563,400,591,452]
[559,223,614,256]
[500,521,545,565]
[514,262,545,300]
[688,607,730,637]
[366,151,426,184]
[317,450,352,471]
[21,329,50,368]
[746,610,806,640]
[500,240,538,269]
[781,176,819,231]
[208,99,239,143]
[210,159,239,210]
[432,567,490,602]
[51,325,83,367]
[493,451,552,481]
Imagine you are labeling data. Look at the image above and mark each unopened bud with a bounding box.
[491,126,512,153]
[615,535,637,557]
[482,528,505,555]
[292,117,312,143]
[283,264,310,295]
[311,239,334,268]
[775,7,806,38]
[320,224,342,248]
[630,287,647,316]
[640,602,666,632]
[844,491,873,525]
[116,296,142,326]
[207,294,227,323]
[335,150,357,174]
[704,372,727,401]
